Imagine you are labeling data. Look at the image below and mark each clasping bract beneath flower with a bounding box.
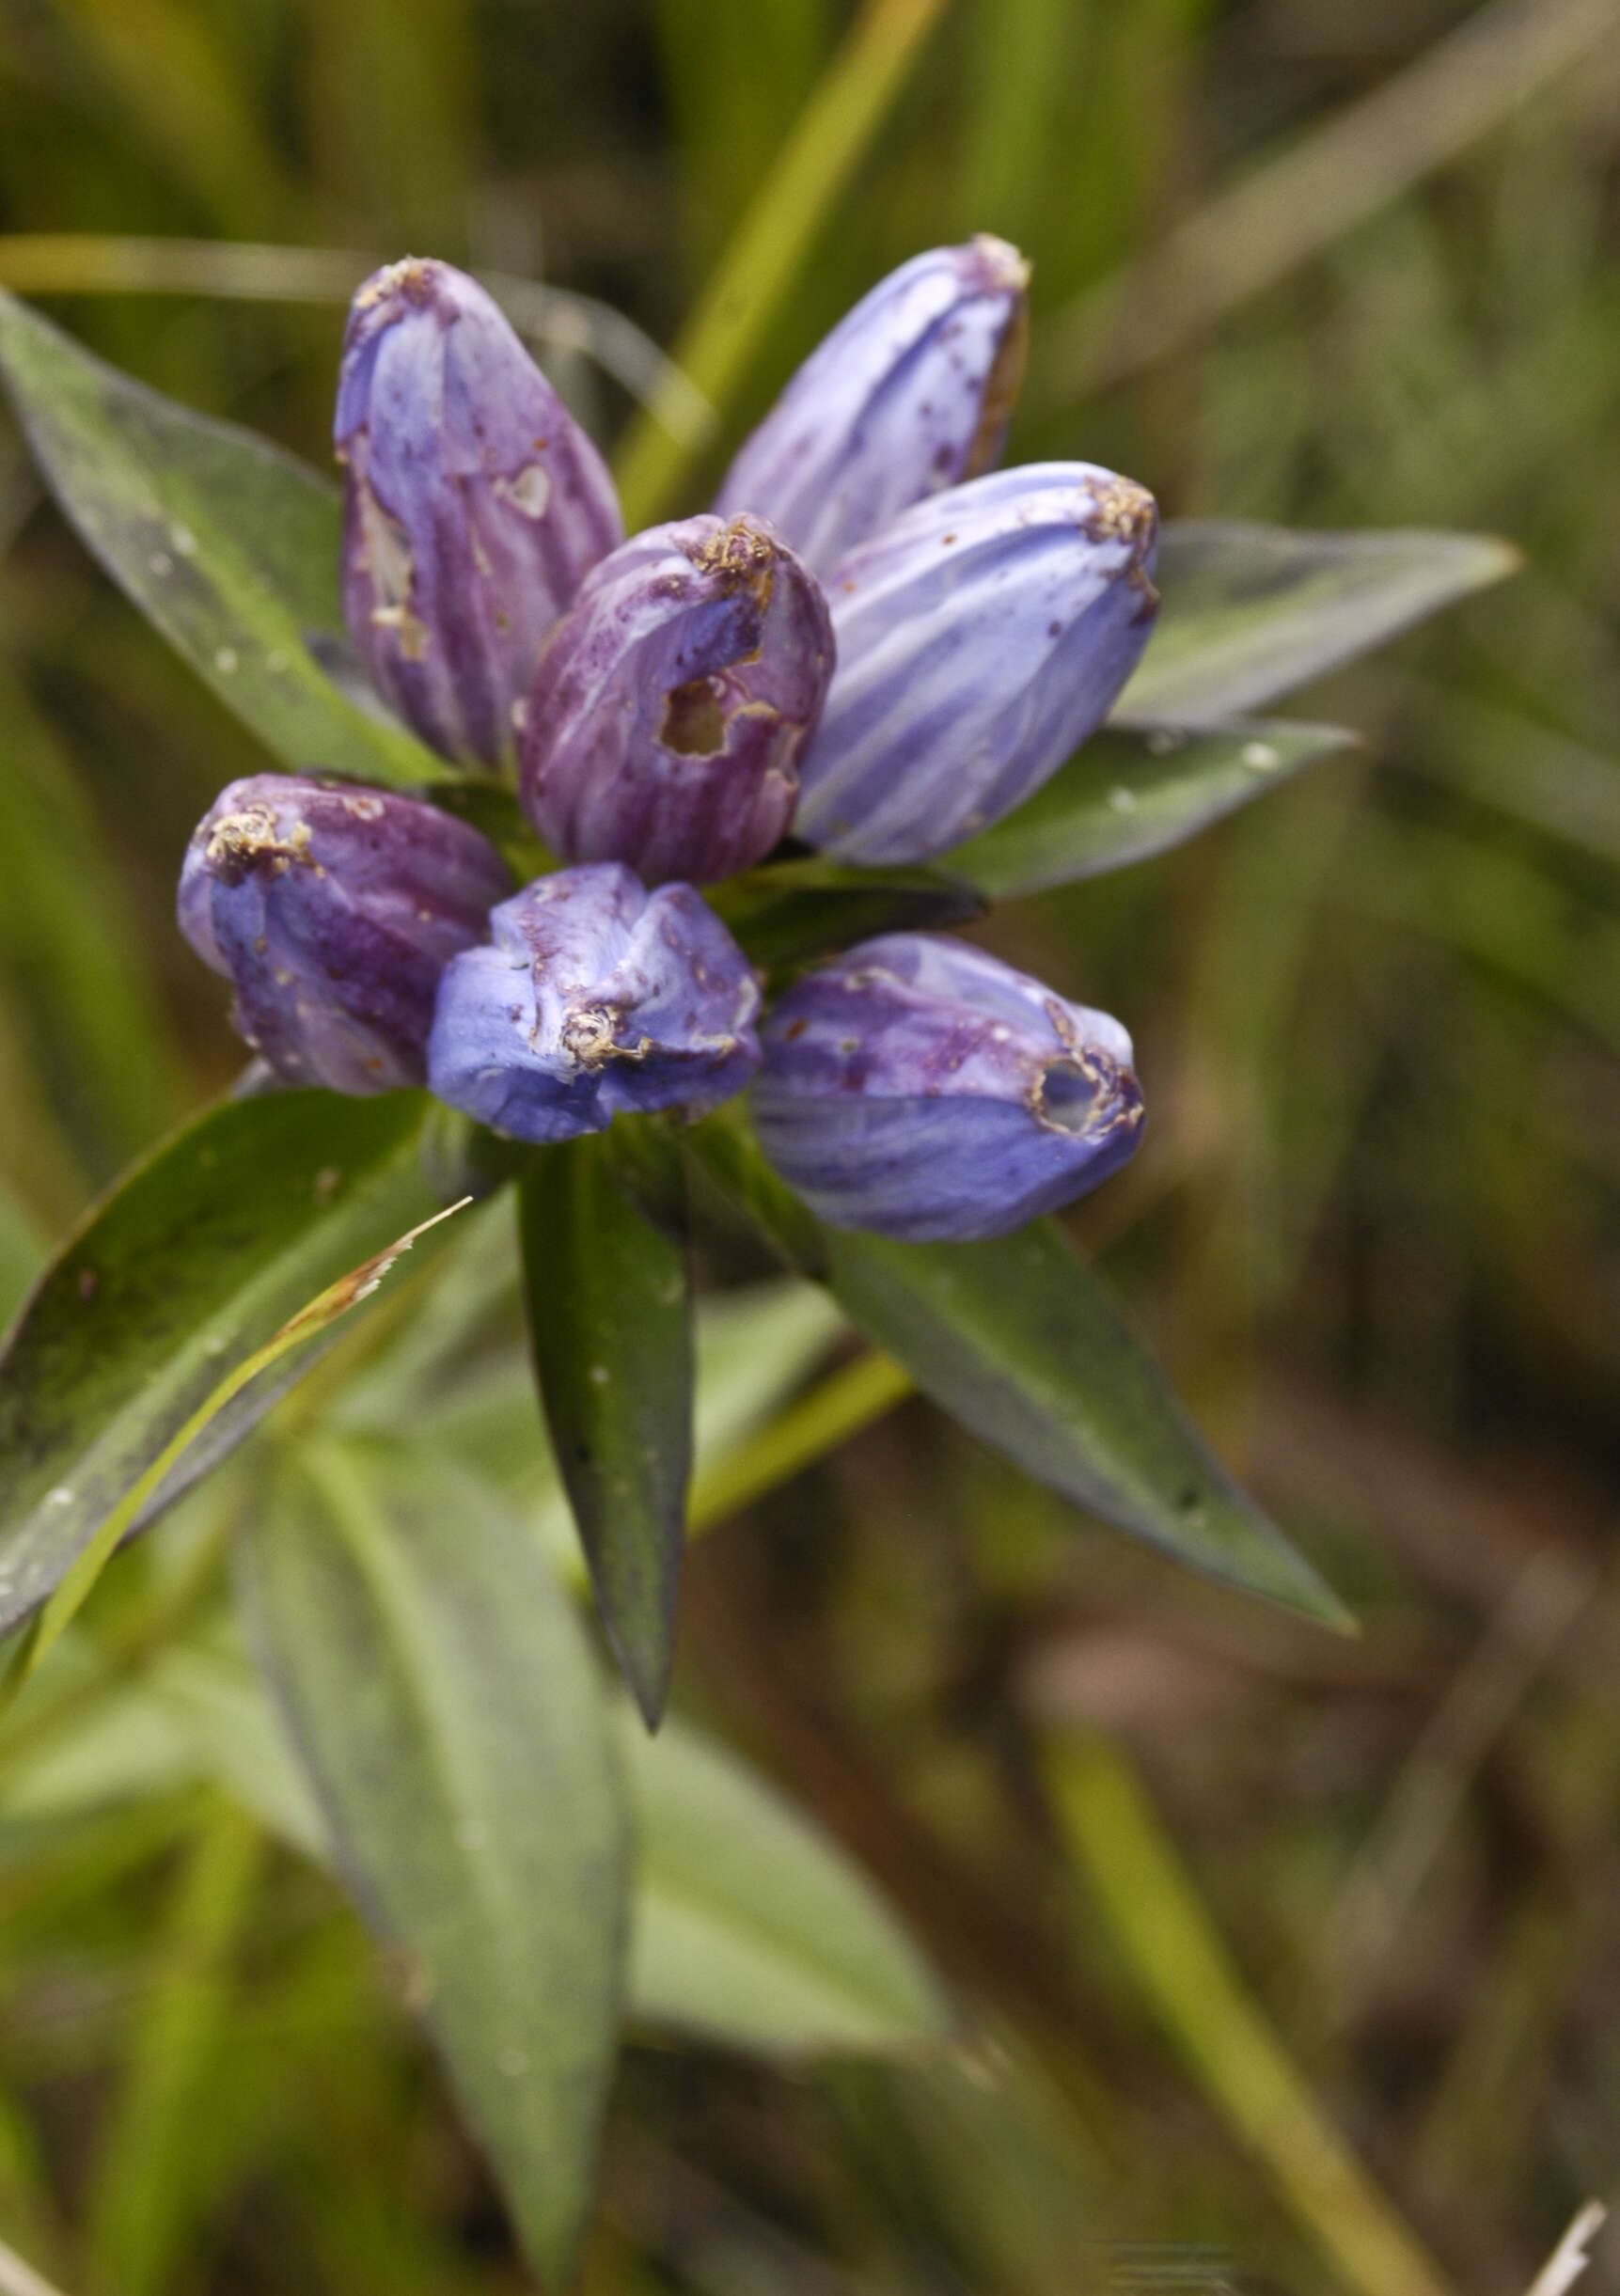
[178,774,514,1093]
[751,933,1143,1240]
[427,862,762,1141]
[336,258,622,769]
[713,236,1030,576]
[518,513,833,886]
[794,463,1159,866]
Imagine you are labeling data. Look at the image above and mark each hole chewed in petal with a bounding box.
[660,676,728,757]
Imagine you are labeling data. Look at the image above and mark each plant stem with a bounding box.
[687,1349,912,1536]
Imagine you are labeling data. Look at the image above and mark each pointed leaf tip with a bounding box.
[690,1118,1352,1632]
[1122,520,1522,724]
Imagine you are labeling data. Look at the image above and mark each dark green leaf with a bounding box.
[710,855,985,975]
[24,1191,470,1692]
[689,1116,1349,1630]
[0,289,442,788]
[0,1091,459,1638]
[821,1227,1347,1625]
[951,719,1359,897]
[521,1132,693,1726]
[1119,520,1519,723]
[238,1438,628,2289]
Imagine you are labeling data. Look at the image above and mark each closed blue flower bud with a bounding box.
[427,863,761,1141]
[793,463,1159,865]
[518,514,833,886]
[179,774,514,1094]
[336,258,622,769]
[713,237,1030,576]
[751,934,1143,1240]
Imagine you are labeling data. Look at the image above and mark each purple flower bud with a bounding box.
[751,934,1143,1241]
[517,514,834,887]
[336,259,623,769]
[427,863,761,1141]
[792,463,1159,866]
[713,238,1030,575]
[179,774,515,1094]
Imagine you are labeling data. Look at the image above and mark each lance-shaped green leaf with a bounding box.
[0,289,441,788]
[20,1195,467,1693]
[950,719,1359,897]
[5,1630,946,2059]
[709,855,985,976]
[237,1437,629,2290]
[0,1091,459,1646]
[521,1130,692,1726]
[624,1708,950,2053]
[1117,521,1519,724]
[689,1116,1349,1629]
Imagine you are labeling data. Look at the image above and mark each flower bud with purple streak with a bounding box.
[713,237,1030,576]
[427,862,761,1141]
[750,934,1143,1241]
[178,774,514,1094]
[793,462,1159,866]
[519,514,833,886]
[336,258,622,769]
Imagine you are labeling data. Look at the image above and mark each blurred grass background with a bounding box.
[2,0,1620,2289]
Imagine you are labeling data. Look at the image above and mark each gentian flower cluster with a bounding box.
[179,243,1160,1239]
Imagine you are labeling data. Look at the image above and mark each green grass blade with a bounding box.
[1049,1733,1456,2296]
[687,1349,912,1535]
[84,1797,263,2296]
[653,0,829,276]
[612,0,952,528]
